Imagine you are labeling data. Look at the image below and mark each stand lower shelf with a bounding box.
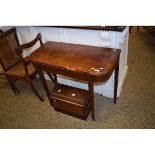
[51,84,91,120]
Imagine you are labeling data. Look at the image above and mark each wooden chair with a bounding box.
[0,28,44,101]
[0,29,7,84]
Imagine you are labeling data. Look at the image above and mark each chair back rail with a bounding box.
[15,33,43,78]
[15,33,43,54]
[0,27,44,101]
[0,28,20,71]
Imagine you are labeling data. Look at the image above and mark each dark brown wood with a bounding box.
[114,56,120,103]
[41,26,126,32]
[29,41,121,83]
[6,74,20,95]
[51,84,91,120]
[35,65,52,104]
[0,54,8,84]
[29,41,121,120]
[16,33,43,54]
[88,76,95,120]
[0,28,44,101]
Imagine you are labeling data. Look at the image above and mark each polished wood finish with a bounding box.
[0,28,44,101]
[29,41,121,120]
[51,84,91,120]
[30,41,120,82]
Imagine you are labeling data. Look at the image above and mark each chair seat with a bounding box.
[6,61,36,77]
[0,65,4,74]
[0,65,7,84]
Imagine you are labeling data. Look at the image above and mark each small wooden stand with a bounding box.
[51,84,91,120]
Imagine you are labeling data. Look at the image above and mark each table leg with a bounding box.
[53,74,57,84]
[37,69,52,105]
[114,60,119,103]
[88,76,95,121]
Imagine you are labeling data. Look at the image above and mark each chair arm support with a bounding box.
[15,33,43,54]
[0,28,17,39]
[0,29,3,34]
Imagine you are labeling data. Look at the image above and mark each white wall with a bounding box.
[1,26,129,98]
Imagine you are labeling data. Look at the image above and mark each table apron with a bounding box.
[33,63,90,82]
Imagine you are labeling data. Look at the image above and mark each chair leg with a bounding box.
[27,78,44,102]
[47,72,57,85]
[47,72,55,83]
[6,77,20,95]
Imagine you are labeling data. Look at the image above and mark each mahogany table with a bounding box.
[29,41,121,120]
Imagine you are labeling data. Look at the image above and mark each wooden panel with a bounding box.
[29,41,120,83]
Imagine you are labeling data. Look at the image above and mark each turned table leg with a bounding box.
[88,76,95,121]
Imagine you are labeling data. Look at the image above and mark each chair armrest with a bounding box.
[0,29,3,34]
[15,33,43,54]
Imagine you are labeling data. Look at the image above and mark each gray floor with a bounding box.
[0,27,155,128]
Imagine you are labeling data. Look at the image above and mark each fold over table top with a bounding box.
[29,41,120,82]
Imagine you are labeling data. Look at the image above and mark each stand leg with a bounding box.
[88,76,95,121]
[114,60,119,103]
